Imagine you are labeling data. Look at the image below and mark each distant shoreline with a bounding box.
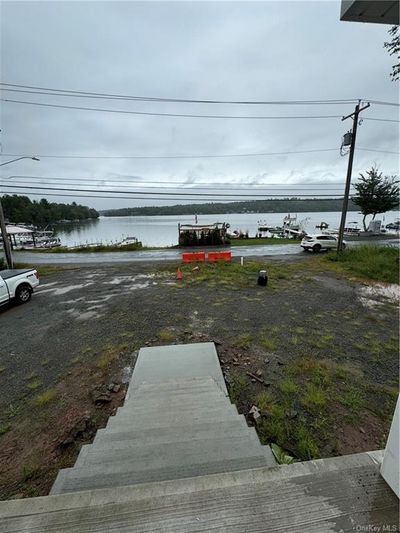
[100,198,359,217]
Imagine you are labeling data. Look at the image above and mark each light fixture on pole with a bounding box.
[0,156,40,268]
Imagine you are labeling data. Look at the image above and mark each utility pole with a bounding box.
[336,100,370,253]
[0,199,13,268]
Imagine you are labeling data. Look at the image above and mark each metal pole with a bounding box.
[0,198,13,268]
[336,101,370,253]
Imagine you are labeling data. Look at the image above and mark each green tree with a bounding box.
[352,167,399,231]
[384,25,399,81]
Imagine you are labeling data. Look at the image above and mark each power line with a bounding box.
[0,147,398,160]
[0,99,344,120]
[0,148,340,160]
[0,179,349,192]
[0,183,345,198]
[0,83,359,105]
[2,175,351,187]
[362,99,400,107]
[363,117,400,123]
[2,190,346,201]
[3,97,398,122]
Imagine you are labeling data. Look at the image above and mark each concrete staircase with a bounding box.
[51,374,277,494]
[0,343,397,532]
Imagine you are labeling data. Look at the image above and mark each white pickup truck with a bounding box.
[0,268,40,305]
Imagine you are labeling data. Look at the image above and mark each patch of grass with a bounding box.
[0,366,6,374]
[40,358,50,366]
[25,371,37,381]
[233,333,253,350]
[301,383,328,411]
[260,336,276,351]
[27,380,42,391]
[71,356,81,364]
[294,327,305,335]
[229,372,249,403]
[325,245,400,283]
[33,389,58,407]
[255,391,274,412]
[0,424,11,436]
[258,404,287,445]
[290,335,299,346]
[296,424,320,460]
[21,463,41,482]
[158,329,175,343]
[340,387,365,410]
[353,342,366,352]
[96,343,130,372]
[279,378,299,395]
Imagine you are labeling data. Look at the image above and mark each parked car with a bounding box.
[0,268,39,305]
[301,234,346,253]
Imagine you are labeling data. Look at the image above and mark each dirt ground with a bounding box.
[0,256,398,499]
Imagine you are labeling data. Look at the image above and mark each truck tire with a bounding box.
[15,284,32,304]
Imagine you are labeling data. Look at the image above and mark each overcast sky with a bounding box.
[1,0,399,210]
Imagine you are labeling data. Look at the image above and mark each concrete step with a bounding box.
[127,343,228,396]
[51,455,269,494]
[93,418,252,446]
[134,377,222,392]
[75,432,263,467]
[124,389,226,405]
[7,452,394,532]
[107,404,239,429]
[118,397,232,415]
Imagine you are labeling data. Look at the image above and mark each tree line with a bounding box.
[2,195,99,227]
[102,198,359,217]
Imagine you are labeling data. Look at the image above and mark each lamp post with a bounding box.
[0,156,40,268]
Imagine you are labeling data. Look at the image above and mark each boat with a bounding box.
[118,236,139,246]
[344,222,361,236]
[386,219,400,231]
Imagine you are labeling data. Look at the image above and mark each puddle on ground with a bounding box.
[358,283,400,309]
[37,282,94,296]
[66,308,103,320]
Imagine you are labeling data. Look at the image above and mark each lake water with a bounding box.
[54,211,398,247]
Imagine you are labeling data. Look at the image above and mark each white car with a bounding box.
[301,234,346,253]
[0,268,40,305]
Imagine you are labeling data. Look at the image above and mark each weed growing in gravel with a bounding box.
[25,371,37,381]
[97,343,130,372]
[260,336,276,351]
[233,333,253,350]
[229,372,249,403]
[158,329,175,343]
[0,424,11,436]
[296,424,319,459]
[33,389,58,407]
[340,387,365,410]
[0,366,5,373]
[301,383,328,411]
[40,358,50,366]
[255,391,274,412]
[21,463,41,482]
[279,379,299,395]
[258,405,287,445]
[26,380,42,391]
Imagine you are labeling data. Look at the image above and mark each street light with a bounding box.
[0,156,40,167]
[0,156,40,268]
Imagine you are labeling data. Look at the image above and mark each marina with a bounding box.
[0,211,398,251]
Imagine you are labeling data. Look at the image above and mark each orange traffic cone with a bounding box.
[176,267,183,280]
